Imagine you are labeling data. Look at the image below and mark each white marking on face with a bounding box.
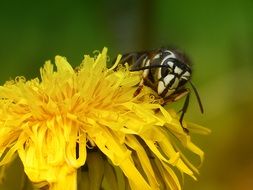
[166,61,174,68]
[174,66,183,75]
[142,59,150,78]
[163,74,174,86]
[158,67,162,79]
[158,81,166,94]
[166,89,175,96]
[183,71,190,77]
[181,76,188,80]
[180,71,191,80]
[172,78,179,89]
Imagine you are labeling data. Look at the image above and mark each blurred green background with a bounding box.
[0,0,253,189]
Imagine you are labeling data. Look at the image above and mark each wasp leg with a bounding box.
[163,88,189,103]
[133,79,144,97]
[142,77,158,93]
[163,88,190,133]
[189,81,204,113]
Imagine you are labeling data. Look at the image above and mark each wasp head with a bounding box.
[158,49,192,96]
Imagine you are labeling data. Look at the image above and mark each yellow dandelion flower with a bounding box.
[0,48,210,190]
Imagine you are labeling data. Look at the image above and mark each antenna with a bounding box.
[189,81,204,113]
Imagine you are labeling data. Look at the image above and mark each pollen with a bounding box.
[0,48,210,190]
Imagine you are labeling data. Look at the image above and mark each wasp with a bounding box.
[117,47,204,133]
